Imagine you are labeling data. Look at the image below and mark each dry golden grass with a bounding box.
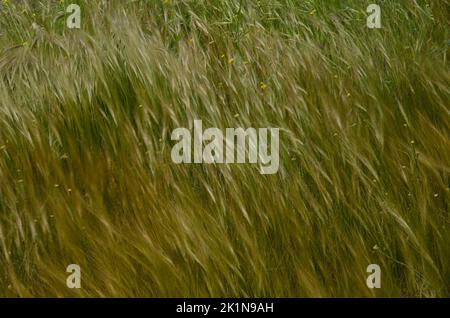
[0,0,449,297]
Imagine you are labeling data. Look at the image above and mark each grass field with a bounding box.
[0,0,449,297]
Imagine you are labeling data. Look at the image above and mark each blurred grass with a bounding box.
[0,0,449,297]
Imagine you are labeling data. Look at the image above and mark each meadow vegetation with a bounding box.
[0,0,449,297]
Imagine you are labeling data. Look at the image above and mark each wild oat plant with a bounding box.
[0,0,449,297]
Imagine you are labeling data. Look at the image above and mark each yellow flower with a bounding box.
[228,58,235,65]
[260,82,268,90]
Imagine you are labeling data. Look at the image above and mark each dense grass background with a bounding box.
[0,0,449,297]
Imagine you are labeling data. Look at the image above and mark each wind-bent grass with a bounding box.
[0,0,449,297]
